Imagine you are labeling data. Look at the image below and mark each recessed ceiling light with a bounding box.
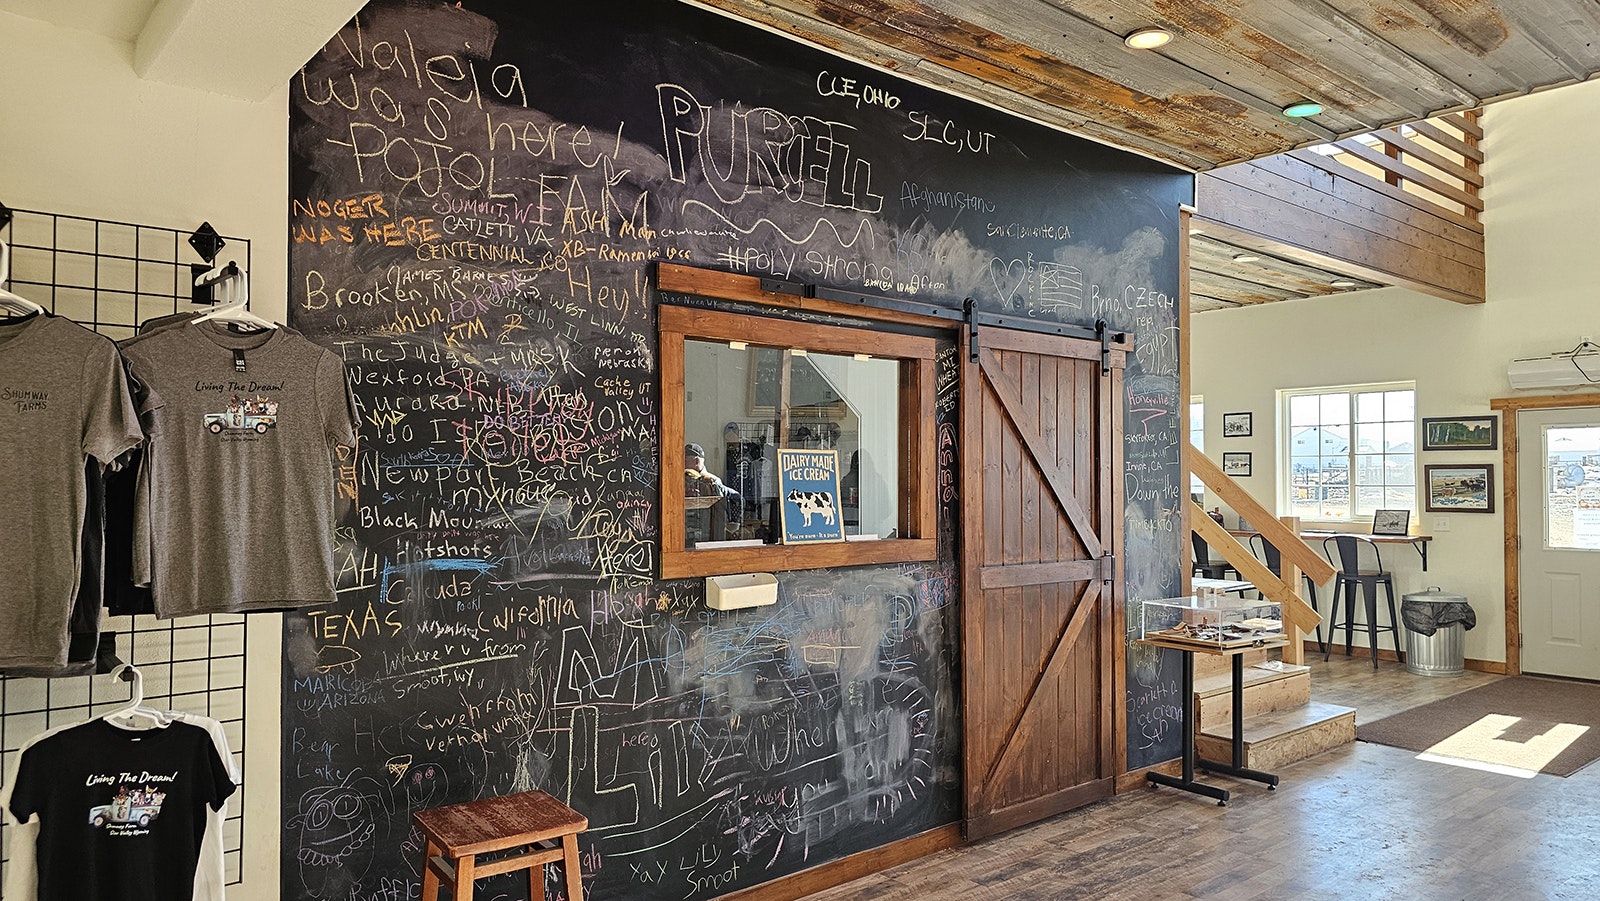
[1330,279,1357,288]
[1233,253,1260,263]
[1124,27,1172,50]
[1282,101,1325,118]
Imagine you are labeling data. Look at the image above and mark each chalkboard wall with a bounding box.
[284,2,1191,898]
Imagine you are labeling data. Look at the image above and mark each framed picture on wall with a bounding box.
[1371,508,1412,536]
[1222,452,1252,477]
[1222,412,1253,437]
[1424,464,1495,513]
[1421,415,1499,451]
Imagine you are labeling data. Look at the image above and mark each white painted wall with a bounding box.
[1193,78,1600,666]
[0,11,286,899]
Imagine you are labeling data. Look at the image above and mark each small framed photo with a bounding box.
[1222,412,1253,438]
[1424,464,1495,513]
[1371,508,1411,536]
[1421,415,1498,451]
[1222,452,1252,477]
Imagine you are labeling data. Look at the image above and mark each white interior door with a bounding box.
[1519,407,1600,679]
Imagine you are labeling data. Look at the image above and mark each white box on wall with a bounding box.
[706,573,778,610]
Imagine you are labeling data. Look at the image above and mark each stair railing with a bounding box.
[1188,446,1334,665]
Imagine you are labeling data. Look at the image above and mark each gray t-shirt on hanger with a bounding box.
[0,314,142,667]
[120,322,356,616]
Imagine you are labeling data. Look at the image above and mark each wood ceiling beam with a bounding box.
[1190,214,1482,306]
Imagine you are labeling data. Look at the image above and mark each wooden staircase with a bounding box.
[1183,449,1357,771]
[1190,649,1355,771]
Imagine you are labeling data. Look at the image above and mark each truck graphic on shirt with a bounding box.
[205,394,279,435]
[89,793,166,828]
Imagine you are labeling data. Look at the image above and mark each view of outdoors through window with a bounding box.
[1546,425,1600,550]
[1285,386,1415,521]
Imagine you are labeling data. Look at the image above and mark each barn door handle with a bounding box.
[1095,318,1110,375]
[965,298,979,363]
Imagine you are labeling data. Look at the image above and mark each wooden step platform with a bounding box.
[1195,666,1310,731]
[1192,647,1269,679]
[1196,700,1355,772]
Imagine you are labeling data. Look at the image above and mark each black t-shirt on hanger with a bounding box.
[7,719,235,901]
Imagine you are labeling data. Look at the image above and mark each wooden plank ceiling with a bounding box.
[1189,232,1381,312]
[692,0,1600,170]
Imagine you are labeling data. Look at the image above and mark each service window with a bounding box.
[658,266,939,579]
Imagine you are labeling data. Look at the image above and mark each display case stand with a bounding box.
[1140,638,1286,806]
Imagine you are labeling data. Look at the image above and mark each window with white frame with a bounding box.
[1280,383,1416,522]
[1189,396,1204,498]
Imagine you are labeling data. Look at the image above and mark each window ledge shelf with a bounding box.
[661,538,937,580]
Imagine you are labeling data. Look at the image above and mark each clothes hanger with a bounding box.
[102,663,172,728]
[191,261,276,331]
[0,239,45,315]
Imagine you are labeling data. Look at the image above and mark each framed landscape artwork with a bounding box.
[1223,412,1252,437]
[1424,464,1494,513]
[1422,415,1498,451]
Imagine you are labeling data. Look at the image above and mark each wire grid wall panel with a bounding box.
[0,208,251,884]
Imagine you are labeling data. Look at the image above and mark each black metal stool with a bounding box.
[1323,535,1404,669]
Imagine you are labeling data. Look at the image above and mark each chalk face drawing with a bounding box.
[284,1,1187,898]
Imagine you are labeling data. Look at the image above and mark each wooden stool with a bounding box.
[414,790,587,901]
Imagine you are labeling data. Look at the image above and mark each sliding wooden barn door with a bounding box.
[961,326,1124,840]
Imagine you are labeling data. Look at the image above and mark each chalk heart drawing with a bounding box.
[989,257,1027,309]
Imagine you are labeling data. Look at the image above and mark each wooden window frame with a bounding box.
[658,264,941,580]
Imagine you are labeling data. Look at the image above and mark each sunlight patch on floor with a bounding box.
[1413,713,1588,778]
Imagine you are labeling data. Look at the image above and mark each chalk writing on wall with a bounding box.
[285,1,1189,898]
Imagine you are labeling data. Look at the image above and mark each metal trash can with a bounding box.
[1402,588,1470,677]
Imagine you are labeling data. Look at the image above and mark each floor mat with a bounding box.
[1356,675,1600,777]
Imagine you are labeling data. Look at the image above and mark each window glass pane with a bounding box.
[682,340,900,548]
[1385,454,1414,483]
[1321,483,1349,519]
[1547,426,1600,550]
[1355,485,1385,516]
[1320,393,1349,425]
[1386,487,1415,509]
[1385,422,1413,453]
[1355,423,1384,454]
[1356,391,1384,423]
[1290,394,1319,426]
[684,339,765,547]
[1355,454,1385,484]
[1291,456,1321,488]
[1290,426,1321,458]
[1323,425,1350,455]
[1289,494,1318,519]
[1385,390,1415,422]
[807,352,900,538]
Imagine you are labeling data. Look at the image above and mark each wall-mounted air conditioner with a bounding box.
[1507,348,1600,390]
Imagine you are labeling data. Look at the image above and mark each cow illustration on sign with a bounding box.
[777,448,847,543]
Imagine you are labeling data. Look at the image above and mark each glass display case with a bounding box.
[1140,594,1284,650]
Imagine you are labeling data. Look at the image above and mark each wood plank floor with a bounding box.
[805,655,1600,900]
